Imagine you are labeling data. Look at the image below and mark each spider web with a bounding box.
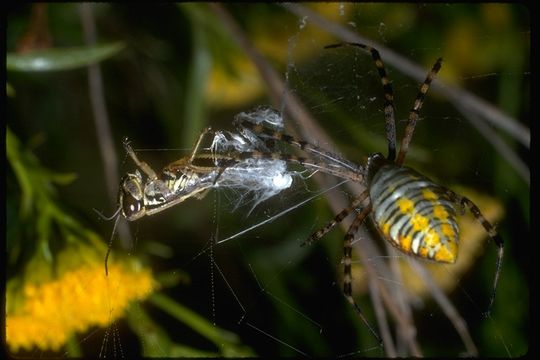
[90,4,527,359]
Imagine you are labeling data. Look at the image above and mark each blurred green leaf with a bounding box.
[42,169,78,186]
[168,343,220,357]
[125,304,177,357]
[7,128,37,216]
[153,268,191,288]
[6,42,125,72]
[148,293,254,356]
[128,296,253,357]
[65,334,82,357]
[7,82,15,97]
[7,128,77,217]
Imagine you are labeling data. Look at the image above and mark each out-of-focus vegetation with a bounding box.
[7,3,528,357]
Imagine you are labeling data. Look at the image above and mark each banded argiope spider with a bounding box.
[235,42,504,343]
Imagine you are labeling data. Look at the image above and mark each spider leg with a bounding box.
[238,151,363,182]
[301,189,370,247]
[325,42,397,162]
[447,190,504,317]
[236,116,362,174]
[343,204,382,344]
[395,58,443,165]
[300,187,380,343]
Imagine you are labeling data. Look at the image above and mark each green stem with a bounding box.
[148,292,239,347]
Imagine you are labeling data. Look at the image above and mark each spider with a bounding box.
[236,42,504,343]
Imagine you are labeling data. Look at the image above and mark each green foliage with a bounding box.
[7,42,125,72]
[7,127,78,263]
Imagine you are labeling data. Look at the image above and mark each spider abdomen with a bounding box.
[369,164,459,263]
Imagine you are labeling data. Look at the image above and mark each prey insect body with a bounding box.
[119,129,221,221]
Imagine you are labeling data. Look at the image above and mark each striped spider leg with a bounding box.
[234,107,363,180]
[234,112,363,182]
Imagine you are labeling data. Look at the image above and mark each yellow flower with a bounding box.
[7,250,156,353]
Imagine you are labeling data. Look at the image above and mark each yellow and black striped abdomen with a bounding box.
[369,164,459,263]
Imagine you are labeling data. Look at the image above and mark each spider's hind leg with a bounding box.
[446,190,504,317]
